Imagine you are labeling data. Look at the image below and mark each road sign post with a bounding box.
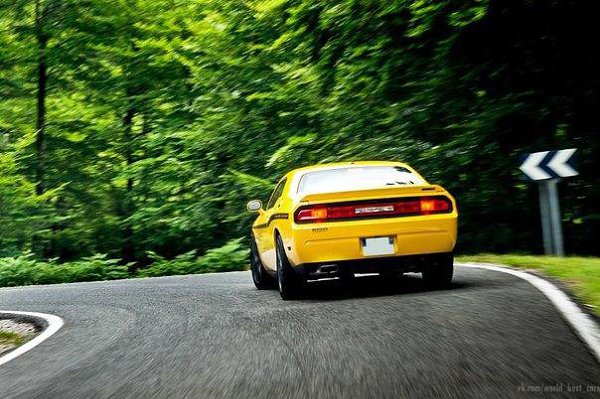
[519,149,577,257]
[538,179,564,256]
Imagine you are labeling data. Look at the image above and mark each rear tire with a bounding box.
[276,236,302,300]
[422,253,454,288]
[251,238,275,290]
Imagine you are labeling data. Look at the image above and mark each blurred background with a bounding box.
[0,0,598,277]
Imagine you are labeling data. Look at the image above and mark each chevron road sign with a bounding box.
[519,148,579,257]
[519,148,578,181]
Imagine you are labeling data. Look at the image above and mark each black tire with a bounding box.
[422,253,454,288]
[276,236,302,300]
[250,238,275,290]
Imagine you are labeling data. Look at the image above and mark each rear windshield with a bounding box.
[298,166,424,195]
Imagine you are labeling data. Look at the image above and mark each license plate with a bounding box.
[361,237,395,257]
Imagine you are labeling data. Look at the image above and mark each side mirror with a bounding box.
[246,200,263,212]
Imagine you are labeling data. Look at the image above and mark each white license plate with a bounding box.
[361,237,395,257]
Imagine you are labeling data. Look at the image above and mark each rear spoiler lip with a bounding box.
[297,184,446,205]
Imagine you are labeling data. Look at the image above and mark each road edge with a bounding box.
[459,262,600,364]
[0,311,64,367]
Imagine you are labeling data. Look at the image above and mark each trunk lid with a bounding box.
[298,184,447,205]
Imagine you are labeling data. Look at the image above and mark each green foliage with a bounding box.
[0,150,44,255]
[137,238,249,278]
[0,239,247,287]
[0,0,598,272]
[0,253,128,287]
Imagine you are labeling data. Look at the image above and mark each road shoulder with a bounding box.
[459,262,600,364]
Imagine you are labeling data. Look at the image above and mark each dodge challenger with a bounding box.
[247,161,458,299]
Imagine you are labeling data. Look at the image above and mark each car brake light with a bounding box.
[296,207,328,222]
[420,198,450,214]
[294,196,452,223]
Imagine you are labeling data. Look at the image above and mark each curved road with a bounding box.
[1,265,599,398]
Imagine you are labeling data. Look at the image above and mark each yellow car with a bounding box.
[247,161,458,299]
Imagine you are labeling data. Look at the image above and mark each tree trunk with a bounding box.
[121,107,136,267]
[35,0,47,196]
[32,0,50,258]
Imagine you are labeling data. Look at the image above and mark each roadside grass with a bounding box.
[457,254,600,316]
[0,330,25,346]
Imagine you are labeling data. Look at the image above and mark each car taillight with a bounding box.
[294,196,452,223]
[419,198,451,214]
[296,207,328,222]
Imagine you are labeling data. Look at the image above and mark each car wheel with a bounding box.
[251,238,275,290]
[276,236,302,300]
[422,253,454,288]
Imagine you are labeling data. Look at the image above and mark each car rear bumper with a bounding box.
[294,252,453,280]
[286,213,457,266]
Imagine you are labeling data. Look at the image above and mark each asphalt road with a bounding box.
[1,265,599,398]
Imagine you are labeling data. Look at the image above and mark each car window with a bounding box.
[298,166,424,195]
[267,178,287,209]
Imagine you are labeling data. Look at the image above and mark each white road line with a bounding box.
[459,262,600,364]
[0,311,64,367]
